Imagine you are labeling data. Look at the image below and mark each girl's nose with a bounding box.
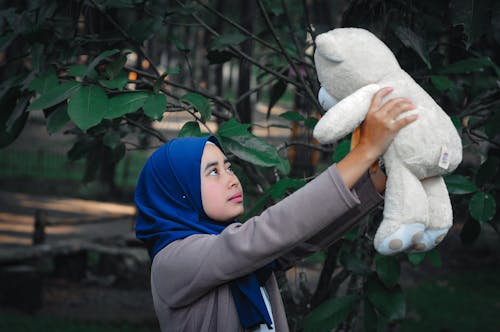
[227,172,239,188]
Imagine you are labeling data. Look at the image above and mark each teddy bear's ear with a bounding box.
[315,32,343,63]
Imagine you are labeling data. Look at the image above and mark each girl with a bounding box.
[135,87,417,331]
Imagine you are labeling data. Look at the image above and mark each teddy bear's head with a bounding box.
[314,28,400,101]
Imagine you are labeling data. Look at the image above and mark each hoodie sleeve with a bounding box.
[151,164,378,308]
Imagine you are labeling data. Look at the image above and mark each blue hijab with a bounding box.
[134,136,274,329]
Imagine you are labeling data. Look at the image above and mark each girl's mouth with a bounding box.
[228,193,243,203]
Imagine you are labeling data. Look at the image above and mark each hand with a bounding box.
[336,87,417,189]
[358,87,418,160]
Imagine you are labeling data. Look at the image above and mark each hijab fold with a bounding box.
[135,136,274,329]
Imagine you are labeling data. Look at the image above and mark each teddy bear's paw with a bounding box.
[375,223,426,255]
[421,228,449,250]
[405,228,449,253]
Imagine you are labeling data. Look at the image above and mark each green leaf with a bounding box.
[426,249,442,268]
[439,57,500,77]
[105,91,149,119]
[181,92,211,123]
[375,254,400,288]
[279,111,305,122]
[28,81,81,111]
[475,157,499,187]
[366,278,406,321]
[67,65,88,78]
[267,80,287,118]
[303,295,360,332]
[262,0,284,15]
[27,70,58,94]
[218,118,251,136]
[304,117,318,130]
[98,70,128,90]
[30,43,44,72]
[46,104,69,134]
[209,32,247,51]
[218,134,290,175]
[332,138,351,163]
[444,174,477,194]
[178,121,203,137]
[105,52,130,79]
[469,191,496,223]
[67,139,95,161]
[269,178,306,199]
[85,49,120,78]
[0,94,29,148]
[143,93,166,120]
[393,26,431,69]
[430,75,455,92]
[306,251,326,263]
[407,252,426,266]
[67,85,108,131]
[169,35,190,52]
[153,67,180,93]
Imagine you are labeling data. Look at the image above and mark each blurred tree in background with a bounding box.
[0,0,499,331]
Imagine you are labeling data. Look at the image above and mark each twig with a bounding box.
[194,0,313,69]
[469,129,500,149]
[175,0,302,89]
[124,115,167,142]
[234,69,289,105]
[124,65,236,119]
[256,0,322,112]
[277,141,334,153]
[88,0,161,77]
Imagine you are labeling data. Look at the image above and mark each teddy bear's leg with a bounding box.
[410,176,453,252]
[374,160,429,255]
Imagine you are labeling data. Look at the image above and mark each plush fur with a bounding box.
[313,28,462,255]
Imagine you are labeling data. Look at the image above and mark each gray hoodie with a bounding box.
[150,164,383,331]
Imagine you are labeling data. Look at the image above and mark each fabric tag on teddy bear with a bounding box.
[438,146,450,169]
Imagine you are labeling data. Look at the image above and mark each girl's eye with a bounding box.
[226,165,234,173]
[209,168,218,176]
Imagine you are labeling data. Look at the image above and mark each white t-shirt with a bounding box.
[253,287,275,331]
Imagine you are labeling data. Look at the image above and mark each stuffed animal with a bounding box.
[312,28,462,255]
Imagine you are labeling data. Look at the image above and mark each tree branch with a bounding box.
[277,141,334,153]
[124,65,236,120]
[194,0,314,69]
[256,0,322,112]
[124,116,167,142]
[88,0,161,77]
[176,0,303,89]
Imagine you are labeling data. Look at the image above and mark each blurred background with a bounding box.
[1,0,499,331]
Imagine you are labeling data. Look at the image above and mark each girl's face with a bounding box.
[200,143,244,222]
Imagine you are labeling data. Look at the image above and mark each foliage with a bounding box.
[1,0,499,331]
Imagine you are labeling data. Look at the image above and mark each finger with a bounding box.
[387,101,416,119]
[378,97,414,115]
[369,87,394,111]
[394,114,418,130]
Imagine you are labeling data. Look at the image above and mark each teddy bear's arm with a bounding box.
[313,84,380,144]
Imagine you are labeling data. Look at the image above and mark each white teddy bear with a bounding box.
[313,27,463,255]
